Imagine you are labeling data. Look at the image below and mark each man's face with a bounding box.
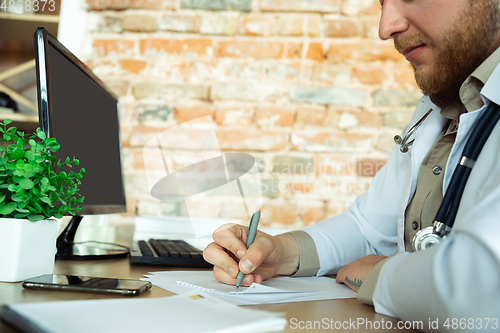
[379,0,500,96]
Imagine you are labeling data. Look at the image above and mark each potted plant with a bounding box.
[0,119,85,282]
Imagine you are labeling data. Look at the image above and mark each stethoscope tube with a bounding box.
[413,102,500,251]
[434,102,500,231]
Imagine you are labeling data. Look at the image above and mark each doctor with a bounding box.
[203,0,500,329]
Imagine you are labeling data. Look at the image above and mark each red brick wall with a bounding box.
[83,0,419,230]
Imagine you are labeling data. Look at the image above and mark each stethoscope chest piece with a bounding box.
[412,226,443,252]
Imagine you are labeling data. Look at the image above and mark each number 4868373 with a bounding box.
[1,0,56,13]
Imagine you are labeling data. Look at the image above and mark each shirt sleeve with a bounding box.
[299,136,411,276]
[367,139,500,327]
[356,257,390,305]
[288,230,320,277]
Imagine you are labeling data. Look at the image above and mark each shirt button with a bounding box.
[433,166,442,175]
[412,221,419,230]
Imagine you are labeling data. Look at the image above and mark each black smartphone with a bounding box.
[22,274,152,296]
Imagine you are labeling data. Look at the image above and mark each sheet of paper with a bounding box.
[177,280,303,295]
[4,290,286,333]
[143,270,356,305]
[173,271,304,295]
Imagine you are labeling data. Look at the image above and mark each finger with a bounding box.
[213,266,236,285]
[238,234,275,274]
[213,266,256,287]
[212,224,249,259]
[253,274,263,284]
[239,274,257,287]
[203,242,239,279]
[248,265,275,281]
[335,268,345,284]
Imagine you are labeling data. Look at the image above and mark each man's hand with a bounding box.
[336,254,387,292]
[203,224,300,287]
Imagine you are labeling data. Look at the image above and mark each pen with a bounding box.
[236,209,261,289]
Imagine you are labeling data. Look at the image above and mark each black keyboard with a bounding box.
[130,239,212,268]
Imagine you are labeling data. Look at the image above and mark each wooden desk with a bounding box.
[0,259,418,332]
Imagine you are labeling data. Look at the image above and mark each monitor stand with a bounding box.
[56,215,129,260]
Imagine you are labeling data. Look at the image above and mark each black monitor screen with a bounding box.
[35,28,126,215]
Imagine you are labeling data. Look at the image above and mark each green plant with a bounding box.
[0,119,85,221]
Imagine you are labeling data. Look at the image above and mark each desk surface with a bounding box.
[0,259,418,333]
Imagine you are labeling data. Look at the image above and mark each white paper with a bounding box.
[143,270,356,305]
[176,280,301,295]
[8,290,286,333]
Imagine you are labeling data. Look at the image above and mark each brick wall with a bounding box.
[83,0,420,232]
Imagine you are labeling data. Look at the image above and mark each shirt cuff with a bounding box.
[288,230,320,277]
[357,257,391,306]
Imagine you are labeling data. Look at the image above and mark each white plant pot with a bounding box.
[0,218,58,282]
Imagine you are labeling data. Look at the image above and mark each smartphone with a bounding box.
[22,274,152,296]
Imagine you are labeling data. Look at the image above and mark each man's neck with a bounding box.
[429,83,463,109]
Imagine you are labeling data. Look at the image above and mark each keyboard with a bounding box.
[130,239,212,268]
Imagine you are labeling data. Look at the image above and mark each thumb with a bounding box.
[238,233,274,274]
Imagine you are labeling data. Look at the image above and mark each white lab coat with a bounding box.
[302,62,500,331]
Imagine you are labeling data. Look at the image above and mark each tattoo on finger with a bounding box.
[345,276,363,289]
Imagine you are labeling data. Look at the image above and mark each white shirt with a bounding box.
[302,59,500,331]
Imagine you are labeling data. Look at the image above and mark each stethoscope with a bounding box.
[394,103,500,252]
[394,108,434,153]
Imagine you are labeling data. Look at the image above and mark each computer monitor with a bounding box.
[34,27,128,260]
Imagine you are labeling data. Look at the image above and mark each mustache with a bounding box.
[394,35,428,54]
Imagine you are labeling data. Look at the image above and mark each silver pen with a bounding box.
[236,209,261,289]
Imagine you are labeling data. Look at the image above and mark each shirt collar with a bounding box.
[459,46,500,112]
